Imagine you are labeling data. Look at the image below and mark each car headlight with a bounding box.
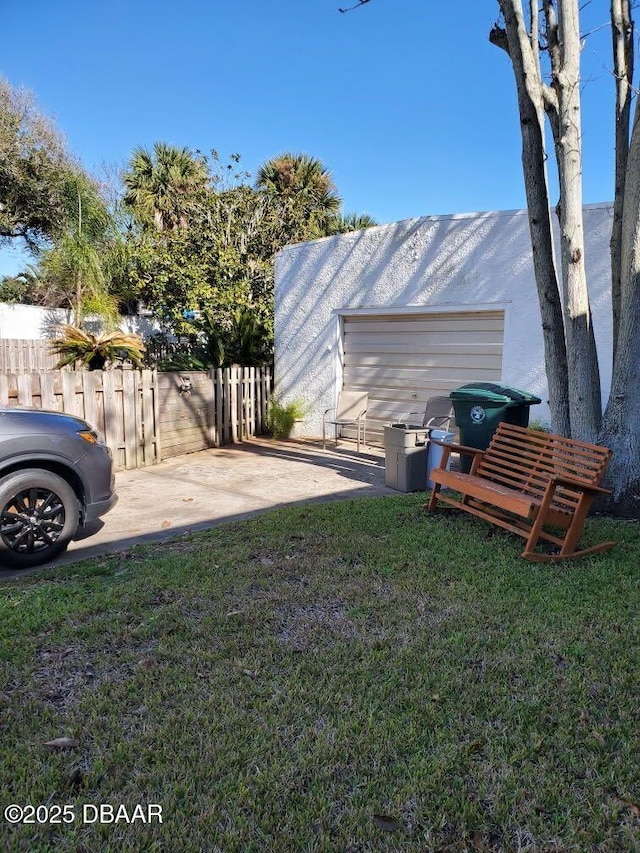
[77,429,100,445]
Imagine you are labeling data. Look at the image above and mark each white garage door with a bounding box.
[342,310,504,444]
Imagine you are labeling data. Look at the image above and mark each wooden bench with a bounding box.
[426,422,615,562]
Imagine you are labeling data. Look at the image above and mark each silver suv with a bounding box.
[0,408,117,569]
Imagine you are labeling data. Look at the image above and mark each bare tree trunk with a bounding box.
[492,0,570,435]
[610,0,634,363]
[599,87,640,516]
[491,0,638,511]
[549,0,602,441]
[75,271,83,327]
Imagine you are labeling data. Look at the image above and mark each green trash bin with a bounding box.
[449,383,541,473]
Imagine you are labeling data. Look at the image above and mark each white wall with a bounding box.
[274,203,614,436]
[0,304,158,340]
[0,304,68,339]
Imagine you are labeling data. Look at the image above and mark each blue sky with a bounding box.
[2,1,616,275]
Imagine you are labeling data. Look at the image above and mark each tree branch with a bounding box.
[338,0,371,12]
[489,23,511,54]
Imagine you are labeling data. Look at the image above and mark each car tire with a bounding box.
[0,469,80,569]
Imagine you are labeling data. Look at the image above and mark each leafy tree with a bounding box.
[127,157,279,341]
[0,266,40,304]
[126,149,377,366]
[122,142,209,232]
[0,77,87,250]
[196,306,273,367]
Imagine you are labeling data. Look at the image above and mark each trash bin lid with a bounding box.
[449,382,541,405]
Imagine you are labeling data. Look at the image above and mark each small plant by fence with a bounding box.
[0,365,272,470]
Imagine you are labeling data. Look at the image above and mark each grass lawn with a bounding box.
[0,495,638,852]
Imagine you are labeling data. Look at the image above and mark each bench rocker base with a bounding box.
[426,423,615,562]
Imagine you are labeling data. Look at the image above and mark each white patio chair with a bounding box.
[402,395,454,433]
[422,395,454,432]
[322,390,369,453]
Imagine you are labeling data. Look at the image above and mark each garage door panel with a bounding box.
[344,353,503,371]
[344,315,505,333]
[341,310,504,445]
[344,347,503,364]
[344,365,501,383]
[344,331,503,350]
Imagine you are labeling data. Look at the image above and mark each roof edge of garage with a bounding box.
[276,201,614,257]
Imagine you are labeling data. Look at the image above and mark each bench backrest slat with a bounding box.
[476,423,610,506]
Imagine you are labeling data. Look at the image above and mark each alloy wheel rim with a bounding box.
[0,487,65,554]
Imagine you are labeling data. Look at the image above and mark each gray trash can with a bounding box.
[384,424,428,492]
[426,428,454,489]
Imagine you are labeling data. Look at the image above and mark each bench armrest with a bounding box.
[550,475,611,496]
[430,439,485,458]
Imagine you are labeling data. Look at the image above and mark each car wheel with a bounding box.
[0,469,80,569]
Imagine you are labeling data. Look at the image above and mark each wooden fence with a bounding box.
[0,339,63,373]
[0,365,272,470]
[157,367,272,459]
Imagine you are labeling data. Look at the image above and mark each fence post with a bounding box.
[151,369,161,463]
[263,365,271,429]
[249,366,256,437]
[208,368,216,447]
[222,367,230,444]
[140,369,158,465]
[241,367,248,439]
[230,365,238,443]
[214,368,223,447]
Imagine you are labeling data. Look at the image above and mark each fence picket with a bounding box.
[16,373,33,407]
[249,367,255,436]
[0,339,62,373]
[82,372,99,430]
[40,373,58,411]
[0,374,8,406]
[122,369,137,469]
[61,372,77,415]
[215,368,223,447]
[140,369,153,465]
[101,371,121,467]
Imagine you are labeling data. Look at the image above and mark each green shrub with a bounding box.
[266,398,306,439]
[528,418,551,433]
[156,352,209,371]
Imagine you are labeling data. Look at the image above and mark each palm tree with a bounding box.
[38,172,116,325]
[50,325,146,370]
[122,142,209,231]
[256,153,341,242]
[325,212,378,235]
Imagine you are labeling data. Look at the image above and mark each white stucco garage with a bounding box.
[274,203,614,442]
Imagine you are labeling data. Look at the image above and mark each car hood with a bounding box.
[0,407,93,436]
